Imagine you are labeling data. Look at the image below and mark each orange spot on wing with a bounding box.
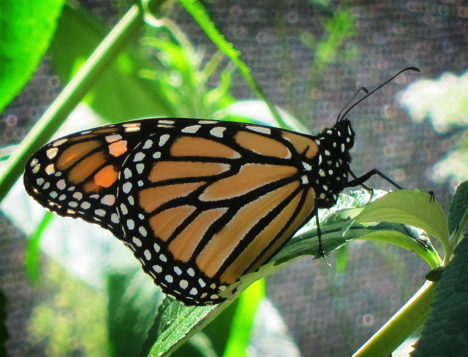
[57,141,101,170]
[94,165,118,188]
[235,131,290,158]
[83,180,100,193]
[68,151,107,184]
[171,137,240,159]
[149,205,196,241]
[139,182,206,213]
[169,208,228,262]
[108,140,128,157]
[148,161,230,183]
[200,164,297,201]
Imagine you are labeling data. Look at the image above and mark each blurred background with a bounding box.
[1,0,467,356]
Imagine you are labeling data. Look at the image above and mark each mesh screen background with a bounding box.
[1,0,466,356]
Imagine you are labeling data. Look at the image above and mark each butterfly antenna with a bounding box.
[336,87,369,124]
[338,67,420,122]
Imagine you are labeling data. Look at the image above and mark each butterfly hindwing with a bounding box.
[114,119,320,304]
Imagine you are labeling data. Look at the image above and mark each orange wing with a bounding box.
[24,118,354,305]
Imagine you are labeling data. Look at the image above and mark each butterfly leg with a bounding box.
[346,168,403,190]
[349,169,373,191]
[314,202,325,257]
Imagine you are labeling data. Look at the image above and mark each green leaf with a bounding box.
[358,230,441,269]
[355,190,449,253]
[447,180,468,238]
[222,279,265,357]
[411,234,468,357]
[0,0,64,113]
[107,272,160,357]
[145,298,226,357]
[25,212,54,285]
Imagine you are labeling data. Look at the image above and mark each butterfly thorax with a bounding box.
[309,119,355,209]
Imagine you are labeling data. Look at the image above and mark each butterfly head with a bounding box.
[311,118,355,209]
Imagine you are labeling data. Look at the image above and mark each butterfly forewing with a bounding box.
[24,117,354,305]
[24,122,147,237]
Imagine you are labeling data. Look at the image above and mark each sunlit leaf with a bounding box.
[0,0,64,113]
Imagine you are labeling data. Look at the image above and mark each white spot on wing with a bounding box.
[45,164,55,175]
[182,125,201,134]
[81,201,91,209]
[106,134,122,143]
[246,125,271,134]
[95,209,106,217]
[159,119,175,125]
[124,168,132,179]
[111,213,120,224]
[122,182,132,193]
[159,134,170,146]
[136,163,145,174]
[101,194,116,206]
[46,148,58,159]
[133,152,145,162]
[56,179,66,190]
[143,139,153,149]
[210,127,226,138]
[53,138,68,147]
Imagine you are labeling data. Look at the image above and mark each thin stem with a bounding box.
[352,281,436,357]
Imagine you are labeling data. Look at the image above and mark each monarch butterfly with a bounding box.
[23,68,419,305]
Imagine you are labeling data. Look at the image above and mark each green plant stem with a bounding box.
[0,3,147,203]
[352,281,437,357]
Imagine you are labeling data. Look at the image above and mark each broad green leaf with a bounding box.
[411,234,468,357]
[358,230,441,269]
[447,180,468,238]
[355,190,449,247]
[107,272,159,357]
[0,0,64,113]
[146,298,224,357]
